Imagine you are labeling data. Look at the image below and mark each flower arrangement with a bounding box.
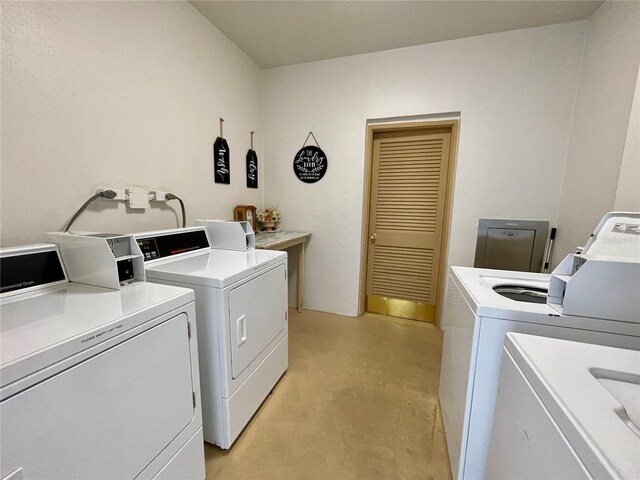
[257,205,281,231]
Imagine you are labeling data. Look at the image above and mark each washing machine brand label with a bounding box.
[81,323,124,344]
[170,246,200,255]
[1,280,35,292]
[613,222,640,235]
[1,250,66,293]
[138,230,210,261]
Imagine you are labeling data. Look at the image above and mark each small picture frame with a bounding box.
[234,205,257,233]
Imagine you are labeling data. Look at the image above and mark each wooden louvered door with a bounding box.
[365,128,451,322]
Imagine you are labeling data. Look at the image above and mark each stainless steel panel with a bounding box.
[474,219,549,272]
[485,228,535,271]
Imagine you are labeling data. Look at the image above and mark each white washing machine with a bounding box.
[0,244,205,480]
[132,227,288,449]
[439,266,640,480]
[487,333,640,480]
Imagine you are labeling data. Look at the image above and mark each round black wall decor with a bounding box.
[293,145,328,183]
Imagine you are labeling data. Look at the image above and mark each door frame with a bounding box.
[358,119,459,328]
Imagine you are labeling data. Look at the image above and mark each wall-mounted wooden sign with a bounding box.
[214,117,230,184]
[293,132,327,184]
[246,130,258,188]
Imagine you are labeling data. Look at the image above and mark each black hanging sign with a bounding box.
[293,131,327,183]
[246,130,258,188]
[214,117,230,184]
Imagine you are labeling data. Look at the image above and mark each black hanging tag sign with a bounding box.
[214,118,230,184]
[246,130,258,188]
[293,131,328,183]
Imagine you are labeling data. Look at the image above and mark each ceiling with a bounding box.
[190,1,603,69]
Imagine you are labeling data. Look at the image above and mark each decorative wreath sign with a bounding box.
[293,132,327,184]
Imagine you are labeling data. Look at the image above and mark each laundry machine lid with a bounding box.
[0,281,194,389]
[144,248,287,288]
[134,227,287,287]
[504,333,640,480]
[449,267,640,336]
[451,266,556,319]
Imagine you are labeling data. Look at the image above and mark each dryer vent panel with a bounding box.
[474,219,549,272]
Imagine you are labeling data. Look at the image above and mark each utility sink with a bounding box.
[591,368,640,437]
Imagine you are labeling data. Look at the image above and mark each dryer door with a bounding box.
[229,264,287,378]
[1,313,195,480]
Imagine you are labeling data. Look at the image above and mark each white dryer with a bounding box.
[439,266,640,480]
[132,227,288,449]
[0,244,205,480]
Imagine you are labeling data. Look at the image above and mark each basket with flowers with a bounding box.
[257,206,281,232]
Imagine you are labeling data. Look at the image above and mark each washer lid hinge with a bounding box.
[187,321,192,339]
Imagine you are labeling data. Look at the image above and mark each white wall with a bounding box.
[262,22,587,316]
[554,1,640,260]
[1,1,263,245]
[614,67,640,211]
[5,2,635,320]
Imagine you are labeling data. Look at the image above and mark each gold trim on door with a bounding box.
[363,124,455,324]
[366,295,435,322]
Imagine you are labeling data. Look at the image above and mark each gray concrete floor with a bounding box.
[205,308,452,479]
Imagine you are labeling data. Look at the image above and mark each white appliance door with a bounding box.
[229,264,287,379]
[1,313,195,480]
